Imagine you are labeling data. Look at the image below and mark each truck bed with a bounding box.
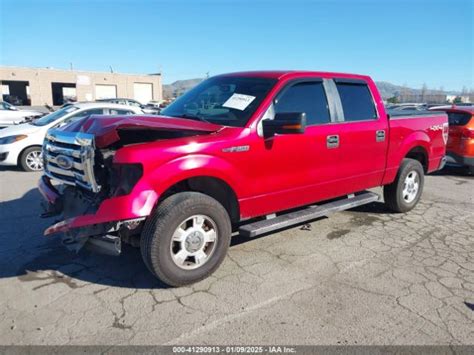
[387,109,447,119]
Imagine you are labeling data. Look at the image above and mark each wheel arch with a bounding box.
[157,176,240,223]
[17,144,43,166]
[405,145,429,173]
[142,155,244,223]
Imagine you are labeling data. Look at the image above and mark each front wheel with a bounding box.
[384,158,424,213]
[140,192,231,287]
[20,146,43,172]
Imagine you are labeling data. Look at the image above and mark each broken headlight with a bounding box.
[109,163,143,197]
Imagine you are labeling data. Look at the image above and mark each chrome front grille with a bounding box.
[43,130,101,192]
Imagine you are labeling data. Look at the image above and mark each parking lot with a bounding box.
[0,166,473,345]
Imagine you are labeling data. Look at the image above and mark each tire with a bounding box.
[383,158,424,213]
[140,192,232,287]
[19,146,43,172]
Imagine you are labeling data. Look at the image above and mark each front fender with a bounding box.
[43,154,242,235]
[142,154,244,198]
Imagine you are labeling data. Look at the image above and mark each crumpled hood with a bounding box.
[60,115,223,148]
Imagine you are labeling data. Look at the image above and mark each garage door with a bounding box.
[95,85,117,100]
[133,83,153,104]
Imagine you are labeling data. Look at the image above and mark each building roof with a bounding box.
[0,65,160,77]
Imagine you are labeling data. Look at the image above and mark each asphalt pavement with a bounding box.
[0,166,473,345]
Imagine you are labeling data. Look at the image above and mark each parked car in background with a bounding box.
[38,71,447,286]
[97,98,160,114]
[386,103,428,111]
[431,105,474,173]
[97,98,143,107]
[0,102,143,171]
[0,102,44,128]
[146,100,163,108]
[142,103,161,114]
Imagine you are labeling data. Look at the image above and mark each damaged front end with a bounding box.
[38,116,221,255]
[39,130,148,255]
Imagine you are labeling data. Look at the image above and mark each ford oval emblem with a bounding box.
[56,155,74,170]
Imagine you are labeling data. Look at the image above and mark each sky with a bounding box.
[0,0,472,90]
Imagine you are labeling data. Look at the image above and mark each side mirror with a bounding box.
[262,112,306,137]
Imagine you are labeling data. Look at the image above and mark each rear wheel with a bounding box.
[140,192,231,287]
[384,158,424,213]
[20,147,43,172]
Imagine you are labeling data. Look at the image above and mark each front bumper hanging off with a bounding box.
[38,175,157,237]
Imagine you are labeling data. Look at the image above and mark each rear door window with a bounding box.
[336,82,377,121]
[447,112,472,126]
[275,81,331,125]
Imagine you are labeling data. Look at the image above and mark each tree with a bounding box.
[387,96,399,104]
[420,83,428,103]
[400,83,410,103]
[435,86,445,104]
[453,96,463,104]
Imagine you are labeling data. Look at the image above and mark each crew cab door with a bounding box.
[330,79,388,192]
[244,79,342,216]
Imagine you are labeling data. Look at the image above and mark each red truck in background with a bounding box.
[38,71,448,286]
[431,105,474,173]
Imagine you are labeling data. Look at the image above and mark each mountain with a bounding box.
[163,78,204,99]
[375,81,409,99]
[375,81,461,99]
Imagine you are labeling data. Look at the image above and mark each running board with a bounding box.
[239,191,380,238]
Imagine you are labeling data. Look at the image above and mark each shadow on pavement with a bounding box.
[0,165,23,172]
[348,201,391,214]
[431,165,473,178]
[0,186,399,290]
[0,187,169,289]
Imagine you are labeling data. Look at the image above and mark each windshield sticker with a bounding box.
[222,93,256,111]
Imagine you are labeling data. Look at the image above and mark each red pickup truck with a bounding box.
[39,71,448,286]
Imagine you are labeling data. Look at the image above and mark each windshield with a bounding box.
[161,76,277,127]
[1,102,14,110]
[32,106,79,126]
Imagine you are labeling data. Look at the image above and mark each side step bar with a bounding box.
[239,191,380,238]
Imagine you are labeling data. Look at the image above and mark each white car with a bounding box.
[0,102,143,171]
[0,102,44,127]
[97,98,160,114]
